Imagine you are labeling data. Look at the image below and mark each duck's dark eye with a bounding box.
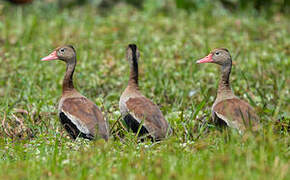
[60,48,65,53]
[215,52,220,56]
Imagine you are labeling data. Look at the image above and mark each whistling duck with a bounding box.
[196,48,260,133]
[41,45,109,140]
[119,44,171,140]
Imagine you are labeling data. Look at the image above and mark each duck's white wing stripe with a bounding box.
[130,111,155,136]
[61,110,90,134]
[215,112,242,134]
[120,97,152,135]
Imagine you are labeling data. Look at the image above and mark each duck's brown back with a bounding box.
[60,96,109,140]
[213,98,260,133]
[125,96,171,139]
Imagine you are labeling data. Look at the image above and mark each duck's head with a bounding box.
[41,45,76,64]
[197,48,232,66]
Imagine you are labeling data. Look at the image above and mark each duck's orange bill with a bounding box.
[196,54,213,64]
[41,51,58,61]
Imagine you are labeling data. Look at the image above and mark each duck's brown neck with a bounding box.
[218,63,232,94]
[63,58,76,93]
[128,59,139,89]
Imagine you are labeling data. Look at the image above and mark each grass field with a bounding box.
[0,1,289,179]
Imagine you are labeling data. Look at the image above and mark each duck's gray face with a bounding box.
[41,45,76,63]
[196,48,231,66]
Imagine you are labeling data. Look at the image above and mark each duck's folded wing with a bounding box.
[213,98,260,132]
[125,97,169,137]
[61,97,109,140]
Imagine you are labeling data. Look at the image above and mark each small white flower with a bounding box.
[62,159,70,165]
[189,90,197,97]
[113,111,121,116]
[35,149,40,155]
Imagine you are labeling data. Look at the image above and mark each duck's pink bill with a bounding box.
[41,51,58,61]
[196,54,213,64]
